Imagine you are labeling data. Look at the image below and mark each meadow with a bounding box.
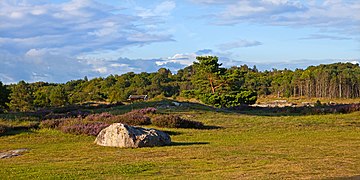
[0,101,359,179]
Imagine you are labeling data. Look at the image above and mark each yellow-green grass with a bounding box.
[1,110,360,179]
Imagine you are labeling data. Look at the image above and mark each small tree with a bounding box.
[7,81,34,112]
[0,81,10,110]
[192,56,226,94]
[49,85,68,107]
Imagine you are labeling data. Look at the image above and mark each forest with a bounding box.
[0,56,359,112]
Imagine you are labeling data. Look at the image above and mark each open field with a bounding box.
[0,102,360,179]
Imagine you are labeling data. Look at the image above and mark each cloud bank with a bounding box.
[0,0,358,83]
[0,0,175,83]
[192,0,360,36]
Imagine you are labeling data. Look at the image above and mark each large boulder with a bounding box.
[94,123,171,148]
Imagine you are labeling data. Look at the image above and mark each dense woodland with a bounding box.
[0,56,359,112]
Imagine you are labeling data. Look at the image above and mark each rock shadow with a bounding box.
[170,142,209,146]
[161,130,183,136]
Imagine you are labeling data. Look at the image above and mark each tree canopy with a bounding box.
[1,57,359,112]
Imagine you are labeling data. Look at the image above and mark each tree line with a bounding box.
[0,56,359,112]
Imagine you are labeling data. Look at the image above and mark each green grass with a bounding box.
[0,104,360,179]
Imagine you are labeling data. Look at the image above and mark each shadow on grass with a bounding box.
[170,142,209,146]
[107,99,222,115]
[161,130,183,136]
[162,126,223,136]
[0,128,33,137]
[0,126,36,137]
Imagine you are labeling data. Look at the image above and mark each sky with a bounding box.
[0,0,359,83]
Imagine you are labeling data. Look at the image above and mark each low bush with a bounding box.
[137,107,157,114]
[200,91,257,108]
[59,122,109,136]
[152,115,204,129]
[108,111,151,126]
[39,107,206,136]
[40,119,65,129]
[85,112,114,122]
[102,108,156,125]
[0,124,7,134]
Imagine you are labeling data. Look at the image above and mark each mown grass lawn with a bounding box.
[0,109,360,179]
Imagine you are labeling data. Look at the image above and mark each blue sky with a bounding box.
[0,0,359,83]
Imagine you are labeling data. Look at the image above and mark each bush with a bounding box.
[181,90,197,98]
[59,122,109,136]
[0,124,7,134]
[314,100,322,107]
[200,91,257,108]
[109,111,151,126]
[104,108,155,125]
[39,108,156,136]
[85,112,114,121]
[152,115,204,129]
[40,119,65,129]
[39,107,207,136]
[137,107,157,114]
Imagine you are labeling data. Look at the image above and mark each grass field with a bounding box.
[0,102,360,179]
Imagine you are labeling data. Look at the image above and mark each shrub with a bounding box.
[314,100,322,107]
[105,108,155,125]
[40,119,65,129]
[59,122,109,136]
[200,91,257,108]
[181,90,197,98]
[152,115,204,129]
[43,110,90,120]
[137,107,157,114]
[0,124,7,134]
[85,112,114,121]
[109,112,151,126]
[40,109,153,136]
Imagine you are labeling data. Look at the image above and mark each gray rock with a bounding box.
[94,123,171,148]
[0,148,29,159]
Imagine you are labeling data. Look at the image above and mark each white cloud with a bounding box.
[0,0,175,83]
[217,39,262,51]
[299,34,352,41]
[0,50,90,83]
[0,0,173,54]
[138,1,176,18]
[192,0,360,36]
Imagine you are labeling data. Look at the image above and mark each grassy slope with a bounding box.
[0,106,359,179]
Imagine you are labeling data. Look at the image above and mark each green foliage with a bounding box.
[151,114,204,128]
[192,56,227,94]
[180,90,197,98]
[7,81,34,112]
[0,124,7,134]
[315,100,322,107]
[49,86,68,107]
[0,81,10,110]
[200,91,257,108]
[1,61,360,112]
